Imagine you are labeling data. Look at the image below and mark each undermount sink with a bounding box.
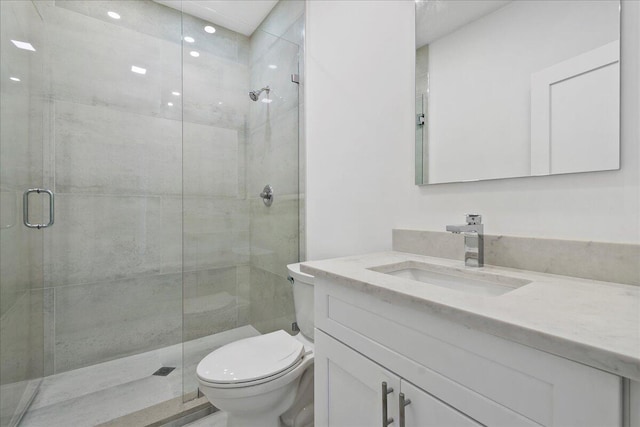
[370,261,531,296]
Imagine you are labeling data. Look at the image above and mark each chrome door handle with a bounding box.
[382,382,394,426]
[23,188,54,229]
[399,392,411,427]
[259,184,273,207]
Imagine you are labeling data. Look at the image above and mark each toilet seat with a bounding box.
[197,331,305,388]
[199,357,306,389]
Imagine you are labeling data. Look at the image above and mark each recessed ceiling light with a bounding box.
[171,91,181,96]
[107,11,121,19]
[268,64,277,69]
[190,51,200,57]
[10,77,20,82]
[218,101,223,105]
[204,26,216,34]
[184,36,195,43]
[131,65,147,75]
[167,102,174,106]
[11,40,36,51]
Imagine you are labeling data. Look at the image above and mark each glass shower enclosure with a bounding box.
[0,0,303,425]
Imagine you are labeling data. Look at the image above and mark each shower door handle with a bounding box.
[23,188,54,229]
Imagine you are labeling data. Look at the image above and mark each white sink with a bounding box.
[371,262,531,296]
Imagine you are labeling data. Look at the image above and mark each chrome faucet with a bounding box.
[446,214,484,267]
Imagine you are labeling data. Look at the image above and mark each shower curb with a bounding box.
[96,393,214,427]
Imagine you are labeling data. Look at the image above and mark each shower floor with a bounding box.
[19,326,260,427]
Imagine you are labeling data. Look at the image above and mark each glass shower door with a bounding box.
[4,1,185,425]
[0,1,46,426]
[180,7,303,397]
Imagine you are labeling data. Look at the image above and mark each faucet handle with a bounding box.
[466,214,482,225]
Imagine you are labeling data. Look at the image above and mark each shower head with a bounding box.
[249,86,270,101]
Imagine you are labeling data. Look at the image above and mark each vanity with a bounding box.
[302,252,640,427]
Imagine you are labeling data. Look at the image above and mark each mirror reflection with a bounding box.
[415,0,620,185]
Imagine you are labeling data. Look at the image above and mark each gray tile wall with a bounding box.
[36,1,185,374]
[1,2,46,425]
[31,0,253,375]
[181,4,252,377]
[247,1,304,335]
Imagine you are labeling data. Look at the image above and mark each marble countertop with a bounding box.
[301,251,640,382]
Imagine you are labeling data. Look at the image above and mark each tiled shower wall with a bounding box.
[0,2,45,425]
[2,0,304,388]
[248,1,304,334]
[38,0,253,375]
[180,9,252,346]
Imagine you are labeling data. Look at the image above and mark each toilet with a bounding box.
[197,263,315,427]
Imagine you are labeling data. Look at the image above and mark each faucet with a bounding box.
[446,214,484,267]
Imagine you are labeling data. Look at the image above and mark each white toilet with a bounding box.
[197,263,315,427]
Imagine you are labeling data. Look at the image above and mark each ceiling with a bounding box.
[155,0,279,36]
[416,0,511,48]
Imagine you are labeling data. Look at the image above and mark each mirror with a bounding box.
[415,1,621,185]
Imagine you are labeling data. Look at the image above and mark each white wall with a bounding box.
[305,0,639,261]
[305,0,415,260]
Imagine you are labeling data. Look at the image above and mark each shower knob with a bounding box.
[259,185,273,207]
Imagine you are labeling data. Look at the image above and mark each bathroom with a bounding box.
[0,0,638,426]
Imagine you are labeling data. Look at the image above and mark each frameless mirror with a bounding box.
[415,1,621,185]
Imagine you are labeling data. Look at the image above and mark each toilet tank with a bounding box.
[287,263,315,341]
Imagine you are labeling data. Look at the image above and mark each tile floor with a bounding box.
[20,326,259,427]
[183,411,227,427]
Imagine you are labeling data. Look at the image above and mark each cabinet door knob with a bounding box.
[382,382,394,426]
[399,392,411,427]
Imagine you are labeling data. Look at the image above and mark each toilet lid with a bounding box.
[197,330,304,384]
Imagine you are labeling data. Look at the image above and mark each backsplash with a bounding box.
[393,229,640,286]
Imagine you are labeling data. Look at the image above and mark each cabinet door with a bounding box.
[315,330,400,427]
[400,379,481,427]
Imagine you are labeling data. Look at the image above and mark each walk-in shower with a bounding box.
[0,0,303,425]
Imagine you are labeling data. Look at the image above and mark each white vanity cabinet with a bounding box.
[314,277,626,427]
[316,330,481,427]
[315,329,400,427]
[400,378,481,427]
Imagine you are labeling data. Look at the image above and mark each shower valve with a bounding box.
[259,185,274,207]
